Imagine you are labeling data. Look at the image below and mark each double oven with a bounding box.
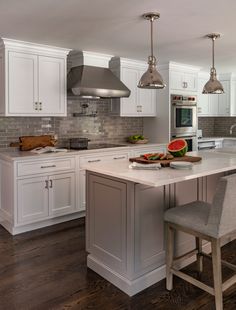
[171,94,198,152]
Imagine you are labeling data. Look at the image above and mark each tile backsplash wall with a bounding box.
[0,99,143,149]
[198,117,215,137]
[198,117,236,137]
[214,117,236,137]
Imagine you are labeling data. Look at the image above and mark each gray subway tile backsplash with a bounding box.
[0,99,143,149]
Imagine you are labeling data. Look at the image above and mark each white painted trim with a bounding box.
[0,38,71,56]
[87,242,212,296]
[0,211,85,235]
[88,254,166,296]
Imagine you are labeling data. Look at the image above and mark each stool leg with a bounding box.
[196,237,203,273]
[212,238,223,310]
[166,223,174,291]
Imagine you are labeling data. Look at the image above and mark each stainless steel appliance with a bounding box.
[171,94,197,135]
[171,133,198,152]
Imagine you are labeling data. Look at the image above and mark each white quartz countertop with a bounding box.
[83,151,236,187]
[0,143,166,161]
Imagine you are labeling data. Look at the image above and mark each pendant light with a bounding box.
[138,12,166,89]
[202,33,224,94]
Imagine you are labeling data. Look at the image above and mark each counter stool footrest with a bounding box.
[223,274,236,292]
[173,249,198,269]
[171,268,214,295]
[201,252,236,272]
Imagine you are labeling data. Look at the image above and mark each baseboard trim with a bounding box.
[87,242,212,296]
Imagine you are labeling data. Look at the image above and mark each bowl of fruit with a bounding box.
[127,135,148,144]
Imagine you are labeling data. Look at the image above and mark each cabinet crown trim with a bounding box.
[159,61,201,72]
[0,37,71,56]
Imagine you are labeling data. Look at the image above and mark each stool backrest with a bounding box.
[208,173,236,237]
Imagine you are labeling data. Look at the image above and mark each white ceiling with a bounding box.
[1,0,236,72]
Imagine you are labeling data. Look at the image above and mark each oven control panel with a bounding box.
[171,94,197,105]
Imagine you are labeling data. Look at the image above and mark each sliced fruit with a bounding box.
[167,139,188,157]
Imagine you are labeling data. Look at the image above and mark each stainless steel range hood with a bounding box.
[67,65,130,99]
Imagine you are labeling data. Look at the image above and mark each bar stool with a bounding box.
[164,174,236,310]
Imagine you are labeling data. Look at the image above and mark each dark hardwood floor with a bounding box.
[0,219,236,310]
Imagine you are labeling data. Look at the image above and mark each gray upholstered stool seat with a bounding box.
[164,201,211,236]
[164,174,236,310]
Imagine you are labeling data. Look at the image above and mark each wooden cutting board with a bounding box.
[129,155,202,167]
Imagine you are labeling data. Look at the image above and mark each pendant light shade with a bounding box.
[203,33,224,94]
[138,12,165,89]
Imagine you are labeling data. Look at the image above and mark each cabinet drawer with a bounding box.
[79,152,129,167]
[17,157,75,177]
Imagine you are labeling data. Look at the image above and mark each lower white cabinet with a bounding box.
[17,172,76,224]
[17,176,49,223]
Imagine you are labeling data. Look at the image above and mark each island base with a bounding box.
[86,171,226,296]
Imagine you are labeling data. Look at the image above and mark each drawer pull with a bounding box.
[113,156,126,160]
[88,159,101,163]
[41,165,56,169]
[49,180,53,188]
[45,180,49,189]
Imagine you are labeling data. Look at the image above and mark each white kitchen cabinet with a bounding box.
[0,38,70,116]
[0,155,79,235]
[17,172,76,224]
[49,173,76,216]
[38,56,66,115]
[170,70,198,93]
[17,176,49,224]
[198,73,231,117]
[109,57,157,117]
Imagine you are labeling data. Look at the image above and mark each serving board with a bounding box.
[129,155,202,167]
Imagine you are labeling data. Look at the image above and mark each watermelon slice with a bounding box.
[167,139,188,157]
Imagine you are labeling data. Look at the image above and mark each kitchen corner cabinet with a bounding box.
[109,57,157,117]
[0,38,70,116]
[0,156,79,235]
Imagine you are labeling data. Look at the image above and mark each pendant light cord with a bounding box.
[212,36,215,69]
[150,17,154,58]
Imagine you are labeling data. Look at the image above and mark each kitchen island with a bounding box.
[84,151,236,296]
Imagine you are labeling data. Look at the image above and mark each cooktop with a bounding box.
[69,143,128,150]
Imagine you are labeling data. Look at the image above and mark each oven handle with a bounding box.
[172,134,197,138]
[172,103,197,107]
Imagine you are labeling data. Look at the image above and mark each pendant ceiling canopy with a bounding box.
[202,33,224,94]
[138,12,166,89]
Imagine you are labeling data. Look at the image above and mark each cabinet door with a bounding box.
[120,67,139,116]
[218,81,230,116]
[38,56,66,115]
[209,94,219,116]
[17,176,49,224]
[49,172,76,216]
[170,71,184,90]
[8,51,38,114]
[198,78,210,115]
[184,72,197,92]
[138,69,157,116]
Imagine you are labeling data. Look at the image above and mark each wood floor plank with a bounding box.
[0,218,235,309]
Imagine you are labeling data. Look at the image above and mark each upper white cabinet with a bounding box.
[198,72,231,117]
[0,38,70,116]
[169,63,199,93]
[109,57,157,117]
